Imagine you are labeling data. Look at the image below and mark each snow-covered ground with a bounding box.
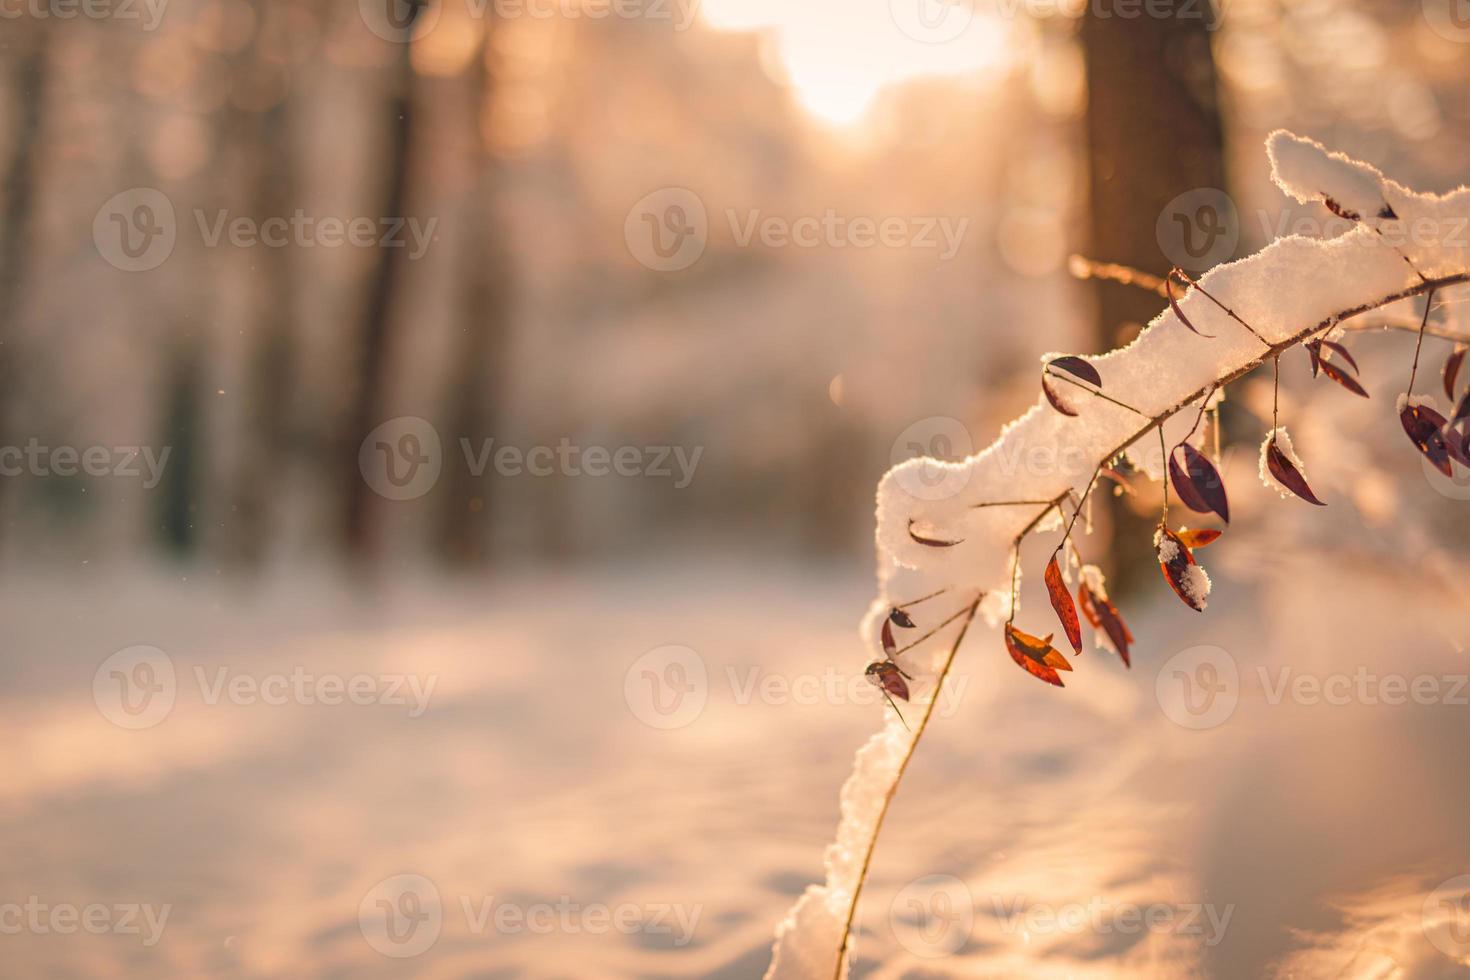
[0,552,1466,977]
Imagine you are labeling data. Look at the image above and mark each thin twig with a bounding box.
[1408,287,1437,396]
[831,595,982,980]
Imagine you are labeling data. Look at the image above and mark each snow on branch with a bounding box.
[765,131,1470,980]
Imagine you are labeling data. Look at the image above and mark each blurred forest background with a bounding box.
[1,0,1467,577]
[5,2,1470,978]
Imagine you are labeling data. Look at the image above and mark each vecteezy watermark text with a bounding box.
[0,0,167,29]
[358,874,700,958]
[0,441,170,489]
[0,898,171,946]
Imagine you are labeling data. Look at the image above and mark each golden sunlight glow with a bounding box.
[700,0,1010,126]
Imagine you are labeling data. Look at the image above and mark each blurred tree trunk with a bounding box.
[223,11,299,567]
[342,5,424,562]
[1079,1,1225,592]
[0,27,49,542]
[438,33,512,566]
[156,340,204,555]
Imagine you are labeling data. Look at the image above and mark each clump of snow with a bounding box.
[1181,564,1212,611]
[1267,130,1391,222]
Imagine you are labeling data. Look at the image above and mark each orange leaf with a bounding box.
[1044,556,1082,654]
[1176,528,1222,549]
[1004,624,1072,687]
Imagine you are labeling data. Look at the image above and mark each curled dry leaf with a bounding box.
[1318,340,1359,374]
[1044,555,1082,654]
[1155,526,1210,612]
[888,607,916,629]
[1445,424,1470,469]
[865,661,910,702]
[1003,624,1072,687]
[1042,375,1080,417]
[880,618,897,658]
[1166,271,1216,338]
[1263,433,1326,506]
[1047,356,1102,388]
[1169,442,1230,523]
[1400,403,1453,477]
[1176,527,1223,549]
[1077,568,1133,668]
[1445,344,1466,401]
[907,520,963,548]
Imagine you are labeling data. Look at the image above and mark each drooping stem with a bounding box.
[830,595,982,980]
[1407,287,1437,396]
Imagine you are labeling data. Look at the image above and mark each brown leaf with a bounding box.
[1077,581,1133,668]
[1044,556,1082,654]
[1004,624,1072,688]
[1042,375,1079,417]
[1446,423,1470,469]
[1319,359,1368,398]
[889,607,915,629]
[1156,526,1209,612]
[1170,443,1230,523]
[908,520,963,548]
[881,618,897,658]
[1166,272,1216,338]
[1323,197,1361,222]
[1305,341,1322,378]
[1453,391,1470,427]
[1047,356,1102,388]
[1266,437,1327,506]
[1400,404,1453,478]
[1176,528,1223,549]
[865,661,910,702]
[1445,344,1466,401]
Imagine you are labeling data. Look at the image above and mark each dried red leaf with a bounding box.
[1446,424,1470,469]
[1176,528,1223,549]
[1453,391,1470,427]
[1400,404,1453,477]
[865,661,910,702]
[1170,443,1230,523]
[1318,340,1359,374]
[1324,197,1361,222]
[1319,359,1368,398]
[1044,556,1082,654]
[1445,345,1467,401]
[881,618,897,658]
[1266,437,1326,506]
[1004,624,1072,688]
[1166,272,1216,338]
[1156,526,1208,612]
[1042,375,1079,417]
[908,520,963,548]
[1077,582,1133,668]
[889,607,916,629]
[1047,356,1102,388]
[1305,341,1323,378]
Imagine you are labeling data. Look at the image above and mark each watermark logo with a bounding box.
[93,646,176,730]
[889,416,974,502]
[1424,0,1470,43]
[359,417,443,502]
[1155,645,1238,730]
[624,645,707,730]
[358,0,440,42]
[1157,188,1238,272]
[890,874,973,958]
[1424,440,1470,501]
[992,895,1233,946]
[1424,874,1470,961]
[93,188,176,273]
[360,874,443,958]
[889,0,973,44]
[625,188,708,272]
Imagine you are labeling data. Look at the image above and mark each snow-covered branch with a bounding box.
[766,132,1470,980]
